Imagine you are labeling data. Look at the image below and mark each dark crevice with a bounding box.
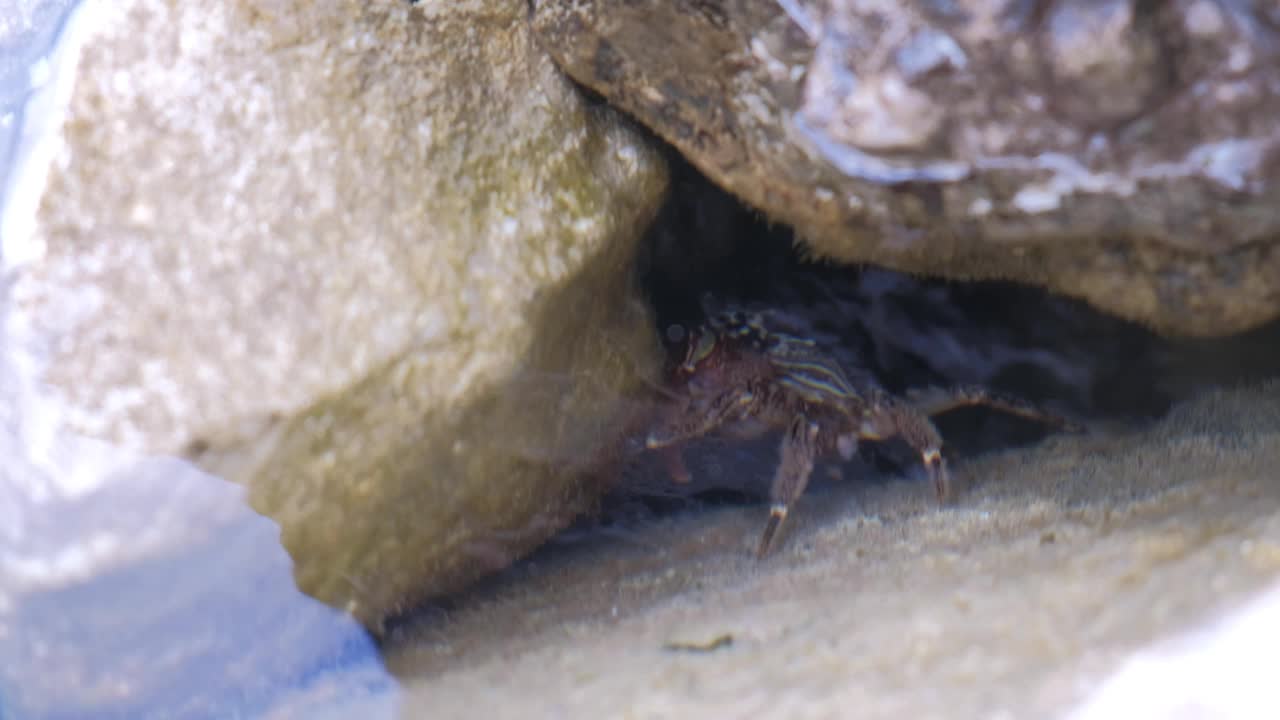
[387,145,1280,635]
[593,150,1280,526]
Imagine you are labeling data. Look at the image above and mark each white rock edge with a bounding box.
[1069,580,1280,719]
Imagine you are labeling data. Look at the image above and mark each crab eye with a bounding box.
[683,331,718,370]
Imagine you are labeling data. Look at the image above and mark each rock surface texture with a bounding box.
[3,0,666,631]
[531,0,1280,336]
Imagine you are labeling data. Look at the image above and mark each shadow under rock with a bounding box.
[380,154,1280,685]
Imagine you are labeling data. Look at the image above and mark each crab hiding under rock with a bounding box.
[645,310,1081,557]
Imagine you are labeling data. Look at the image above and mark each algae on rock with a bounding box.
[4,0,667,628]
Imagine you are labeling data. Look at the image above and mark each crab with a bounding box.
[645,310,1079,557]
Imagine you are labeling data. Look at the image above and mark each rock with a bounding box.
[1,0,666,640]
[530,0,1280,336]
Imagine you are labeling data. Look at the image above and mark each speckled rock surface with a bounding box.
[531,0,1280,336]
[2,0,666,629]
[384,382,1280,719]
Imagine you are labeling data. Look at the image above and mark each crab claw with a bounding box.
[836,433,858,461]
[657,445,693,484]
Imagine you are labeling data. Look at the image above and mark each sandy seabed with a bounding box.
[381,382,1280,720]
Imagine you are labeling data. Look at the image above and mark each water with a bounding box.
[0,4,397,717]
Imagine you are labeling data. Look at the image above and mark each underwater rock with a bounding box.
[532,0,1280,336]
[2,0,667,630]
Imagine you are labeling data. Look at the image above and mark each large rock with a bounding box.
[531,0,1280,336]
[2,0,666,650]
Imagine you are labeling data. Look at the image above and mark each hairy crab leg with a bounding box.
[860,400,953,503]
[645,387,756,450]
[758,415,820,557]
[647,388,763,486]
[906,385,1083,431]
[656,444,693,484]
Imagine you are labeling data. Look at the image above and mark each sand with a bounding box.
[381,382,1280,719]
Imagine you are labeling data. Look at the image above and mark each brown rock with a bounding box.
[531,0,1280,336]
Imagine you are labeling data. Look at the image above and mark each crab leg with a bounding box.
[646,387,761,486]
[859,400,953,503]
[656,444,693,484]
[906,385,1082,431]
[646,387,758,449]
[757,414,820,557]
